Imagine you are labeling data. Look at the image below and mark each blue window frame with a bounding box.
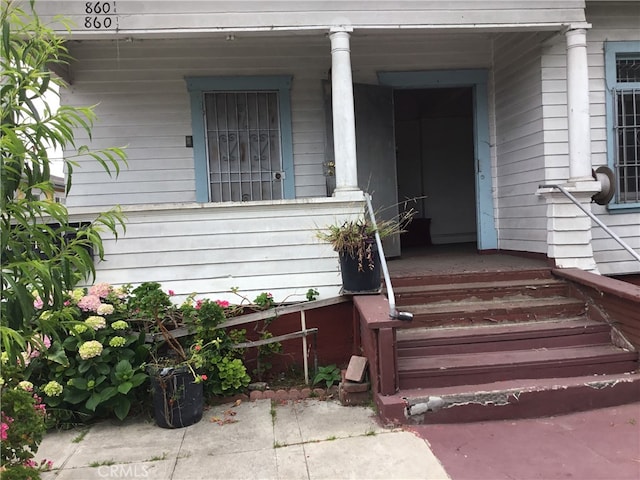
[604,42,640,210]
[186,76,294,202]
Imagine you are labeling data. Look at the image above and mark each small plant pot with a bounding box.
[339,251,382,294]
[149,366,203,429]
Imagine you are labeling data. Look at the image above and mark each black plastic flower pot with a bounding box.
[339,250,382,294]
[150,367,203,429]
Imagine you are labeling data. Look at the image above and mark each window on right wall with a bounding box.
[605,42,640,207]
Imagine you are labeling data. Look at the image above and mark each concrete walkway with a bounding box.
[36,399,450,480]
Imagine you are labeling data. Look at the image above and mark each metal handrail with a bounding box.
[364,193,413,321]
[540,184,640,264]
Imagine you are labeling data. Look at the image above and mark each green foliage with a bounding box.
[253,292,275,309]
[0,387,47,469]
[0,0,127,365]
[184,298,250,396]
[129,282,173,323]
[306,288,319,301]
[26,284,150,425]
[313,364,341,389]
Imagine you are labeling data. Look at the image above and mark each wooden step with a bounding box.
[402,295,586,327]
[390,268,554,288]
[394,278,571,304]
[376,372,640,425]
[397,318,611,357]
[398,344,638,389]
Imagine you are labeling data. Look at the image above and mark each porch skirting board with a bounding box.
[543,190,599,273]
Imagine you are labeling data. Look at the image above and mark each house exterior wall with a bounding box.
[38,0,639,299]
[493,1,640,274]
[586,2,640,275]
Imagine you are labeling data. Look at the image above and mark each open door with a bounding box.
[324,81,401,257]
[354,84,401,257]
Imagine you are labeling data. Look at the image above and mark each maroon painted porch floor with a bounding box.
[407,402,640,480]
[388,243,551,278]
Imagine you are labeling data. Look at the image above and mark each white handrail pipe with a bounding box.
[364,193,413,321]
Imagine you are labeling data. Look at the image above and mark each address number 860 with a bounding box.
[84,2,115,29]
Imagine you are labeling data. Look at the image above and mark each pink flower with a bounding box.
[35,334,51,350]
[33,296,44,309]
[201,375,208,381]
[1,422,9,441]
[216,300,230,308]
[77,294,102,312]
[88,282,111,299]
[168,290,175,296]
[195,299,204,310]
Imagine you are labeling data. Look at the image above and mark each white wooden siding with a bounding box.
[585,2,640,275]
[62,36,331,207]
[69,199,363,302]
[493,32,549,254]
[37,1,586,37]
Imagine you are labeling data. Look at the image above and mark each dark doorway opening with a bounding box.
[394,88,477,249]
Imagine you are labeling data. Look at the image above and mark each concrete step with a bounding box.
[401,295,587,327]
[398,344,638,389]
[397,318,611,357]
[376,372,640,425]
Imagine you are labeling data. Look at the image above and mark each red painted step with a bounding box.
[403,295,586,327]
[390,268,554,288]
[398,344,638,389]
[397,318,612,357]
[395,278,571,304]
[377,372,640,425]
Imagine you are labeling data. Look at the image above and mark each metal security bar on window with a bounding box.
[204,92,283,202]
[616,58,640,83]
[613,88,640,203]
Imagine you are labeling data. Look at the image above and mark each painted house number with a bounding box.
[84,2,116,29]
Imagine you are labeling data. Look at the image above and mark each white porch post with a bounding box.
[537,24,601,273]
[566,26,593,182]
[329,27,362,199]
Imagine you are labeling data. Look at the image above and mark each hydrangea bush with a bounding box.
[26,284,149,425]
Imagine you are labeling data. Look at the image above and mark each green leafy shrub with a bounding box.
[27,284,149,425]
[184,298,251,396]
[313,365,341,389]
[0,385,51,477]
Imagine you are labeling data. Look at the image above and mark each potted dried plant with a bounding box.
[317,208,414,293]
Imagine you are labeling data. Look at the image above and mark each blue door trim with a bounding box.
[185,75,295,202]
[377,70,498,250]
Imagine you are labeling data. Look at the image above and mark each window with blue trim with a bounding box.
[605,43,640,206]
[186,76,294,202]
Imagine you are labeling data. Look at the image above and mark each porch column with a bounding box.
[329,27,361,199]
[565,26,593,183]
[536,24,601,273]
